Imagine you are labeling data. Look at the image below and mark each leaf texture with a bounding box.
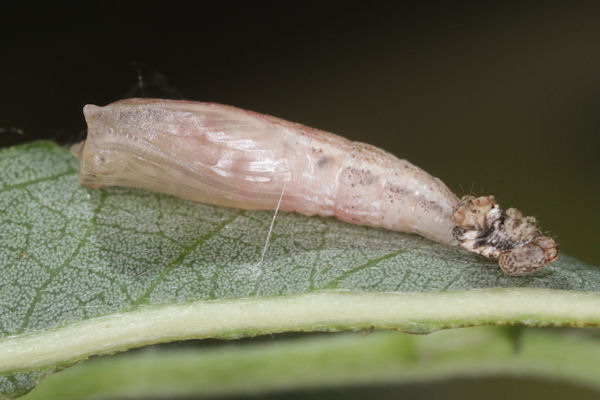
[0,141,599,398]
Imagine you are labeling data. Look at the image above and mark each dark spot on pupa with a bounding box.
[427,200,443,212]
[385,183,408,197]
[317,156,329,167]
[417,196,444,213]
[360,169,376,185]
[343,167,377,186]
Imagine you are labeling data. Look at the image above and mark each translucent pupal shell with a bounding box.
[73,98,459,245]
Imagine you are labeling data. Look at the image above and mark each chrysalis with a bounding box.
[72,98,558,275]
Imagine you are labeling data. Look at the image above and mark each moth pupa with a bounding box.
[73,98,558,276]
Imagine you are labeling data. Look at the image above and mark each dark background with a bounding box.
[2,2,600,398]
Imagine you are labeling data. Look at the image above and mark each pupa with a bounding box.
[72,98,558,275]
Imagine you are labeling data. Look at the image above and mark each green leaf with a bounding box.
[22,327,600,400]
[1,141,599,398]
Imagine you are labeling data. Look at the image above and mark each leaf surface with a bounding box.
[1,142,599,398]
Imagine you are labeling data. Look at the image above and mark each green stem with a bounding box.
[24,327,600,400]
